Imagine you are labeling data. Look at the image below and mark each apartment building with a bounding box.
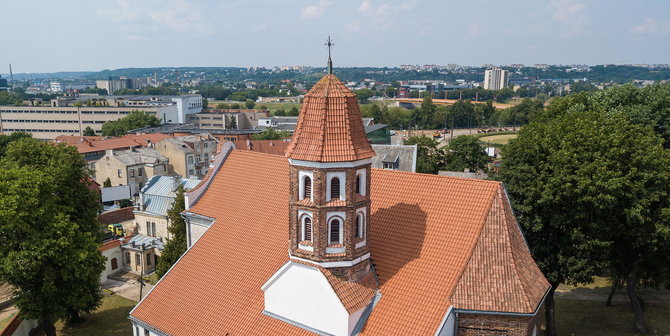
[94,147,171,196]
[156,133,218,178]
[0,94,202,140]
[483,68,509,90]
[187,109,268,129]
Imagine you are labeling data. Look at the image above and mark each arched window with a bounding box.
[329,218,342,244]
[303,176,312,199]
[356,175,362,195]
[355,213,364,238]
[302,216,312,242]
[330,177,340,200]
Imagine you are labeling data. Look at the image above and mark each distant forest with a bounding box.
[9,65,670,85]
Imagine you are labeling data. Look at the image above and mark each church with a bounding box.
[129,53,550,336]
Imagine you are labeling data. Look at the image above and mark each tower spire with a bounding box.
[325,36,334,74]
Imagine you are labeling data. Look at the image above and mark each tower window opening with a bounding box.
[330,177,340,200]
[329,218,341,244]
[304,176,312,199]
[302,216,312,242]
[356,213,364,238]
[356,175,362,195]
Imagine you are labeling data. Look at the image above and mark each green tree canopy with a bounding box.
[83,126,96,136]
[403,135,445,174]
[251,128,292,140]
[0,132,31,158]
[156,186,187,278]
[245,99,256,109]
[499,109,670,334]
[101,110,161,136]
[444,135,489,172]
[0,140,104,335]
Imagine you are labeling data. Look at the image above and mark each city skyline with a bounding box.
[1,0,669,73]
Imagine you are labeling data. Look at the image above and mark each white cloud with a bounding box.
[352,0,417,33]
[548,0,589,37]
[630,18,670,35]
[97,0,211,40]
[468,22,483,36]
[302,0,331,20]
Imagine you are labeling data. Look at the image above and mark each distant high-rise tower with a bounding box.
[9,63,13,82]
[483,68,509,90]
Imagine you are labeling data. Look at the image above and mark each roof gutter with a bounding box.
[454,286,552,318]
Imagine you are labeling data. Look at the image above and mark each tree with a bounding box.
[2,139,101,235]
[444,135,489,172]
[83,126,96,136]
[0,141,105,335]
[411,97,436,129]
[201,98,209,109]
[245,99,256,109]
[101,110,161,136]
[354,89,374,103]
[499,109,670,335]
[252,128,292,140]
[103,177,112,188]
[229,116,238,129]
[0,132,31,158]
[156,186,187,278]
[403,135,445,174]
[288,106,300,116]
[369,105,389,124]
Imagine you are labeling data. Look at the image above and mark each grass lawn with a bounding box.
[259,102,302,114]
[555,298,670,336]
[0,311,17,331]
[478,133,517,145]
[54,295,135,336]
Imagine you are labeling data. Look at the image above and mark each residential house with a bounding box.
[130,72,550,336]
[155,133,218,178]
[94,147,171,196]
[370,144,417,172]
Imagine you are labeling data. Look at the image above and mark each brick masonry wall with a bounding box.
[457,313,539,336]
[288,164,372,270]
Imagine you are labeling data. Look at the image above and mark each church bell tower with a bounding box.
[284,37,376,281]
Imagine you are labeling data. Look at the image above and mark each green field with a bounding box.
[554,298,670,335]
[54,295,136,336]
[478,133,517,145]
[257,102,302,114]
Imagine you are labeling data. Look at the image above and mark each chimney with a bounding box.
[105,149,114,157]
[147,140,153,148]
[246,138,252,150]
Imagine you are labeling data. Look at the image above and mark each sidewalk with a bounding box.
[102,278,154,303]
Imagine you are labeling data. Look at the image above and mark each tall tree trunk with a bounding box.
[626,263,647,334]
[41,319,56,336]
[606,277,618,306]
[544,284,558,336]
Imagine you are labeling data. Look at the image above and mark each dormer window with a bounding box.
[330,178,340,200]
[328,217,342,244]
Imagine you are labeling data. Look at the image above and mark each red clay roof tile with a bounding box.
[284,75,375,162]
[131,150,548,335]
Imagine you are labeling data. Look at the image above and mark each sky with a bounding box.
[1,0,669,73]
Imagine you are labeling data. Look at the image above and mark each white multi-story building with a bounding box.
[0,95,202,140]
[483,68,509,90]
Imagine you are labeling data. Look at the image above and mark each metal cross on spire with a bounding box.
[325,36,334,74]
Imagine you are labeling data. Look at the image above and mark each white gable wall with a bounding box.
[263,262,351,336]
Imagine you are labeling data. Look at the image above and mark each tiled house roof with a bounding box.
[130,150,550,335]
[284,75,375,162]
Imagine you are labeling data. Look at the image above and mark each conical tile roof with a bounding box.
[285,74,375,162]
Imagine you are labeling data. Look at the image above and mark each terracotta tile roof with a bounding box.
[233,139,290,156]
[131,150,548,335]
[97,207,135,225]
[450,189,551,313]
[99,239,122,252]
[284,75,375,162]
[126,133,172,146]
[57,134,172,154]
